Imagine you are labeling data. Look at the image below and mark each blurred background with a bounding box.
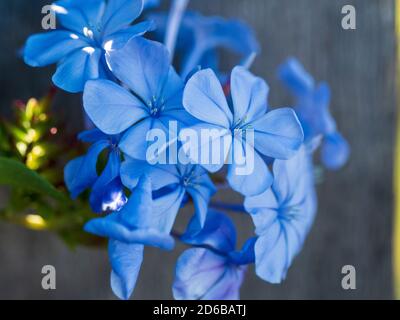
[0,0,396,299]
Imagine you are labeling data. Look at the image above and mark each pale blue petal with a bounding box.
[180,123,232,173]
[251,108,304,159]
[120,158,180,190]
[186,174,216,229]
[119,118,168,160]
[84,214,174,249]
[23,31,87,67]
[227,139,273,196]
[183,69,233,128]
[52,0,106,34]
[109,240,143,300]
[173,248,245,300]
[103,21,155,51]
[107,37,170,102]
[230,66,268,124]
[102,0,144,36]
[83,79,148,134]
[152,187,186,233]
[52,47,102,93]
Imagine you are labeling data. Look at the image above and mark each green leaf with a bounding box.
[0,157,67,202]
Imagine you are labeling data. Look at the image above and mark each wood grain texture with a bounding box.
[0,0,395,299]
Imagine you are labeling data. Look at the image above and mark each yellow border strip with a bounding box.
[394,0,400,300]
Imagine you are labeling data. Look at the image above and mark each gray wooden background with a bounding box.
[0,0,395,299]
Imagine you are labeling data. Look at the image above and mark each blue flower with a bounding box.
[149,11,260,79]
[83,37,195,160]
[120,158,216,229]
[244,146,317,283]
[24,0,153,93]
[84,176,175,299]
[182,66,304,196]
[173,211,255,300]
[278,58,350,170]
[64,129,127,213]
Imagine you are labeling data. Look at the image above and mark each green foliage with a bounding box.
[0,157,66,202]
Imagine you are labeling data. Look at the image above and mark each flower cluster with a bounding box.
[23,0,349,299]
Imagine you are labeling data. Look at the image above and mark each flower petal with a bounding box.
[120,158,180,190]
[278,58,315,97]
[231,66,268,124]
[102,0,144,36]
[83,79,148,134]
[180,123,232,173]
[103,20,155,51]
[173,248,245,300]
[89,150,127,213]
[119,118,167,160]
[321,132,350,170]
[227,139,273,196]
[109,240,143,300]
[52,0,106,34]
[24,31,87,67]
[182,210,236,253]
[183,69,233,128]
[107,37,170,102]
[64,140,109,198]
[52,47,102,93]
[251,108,304,159]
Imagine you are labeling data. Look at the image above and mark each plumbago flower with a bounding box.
[278,58,350,170]
[182,66,304,196]
[84,176,175,300]
[24,0,153,92]
[244,146,317,283]
[84,37,195,160]
[149,11,260,78]
[20,0,349,301]
[64,129,127,213]
[173,211,256,300]
[120,158,216,228]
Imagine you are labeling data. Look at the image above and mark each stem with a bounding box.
[209,201,247,213]
[171,229,227,256]
[164,0,190,62]
[241,52,258,70]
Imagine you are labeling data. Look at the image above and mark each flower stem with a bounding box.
[164,0,190,62]
[209,201,247,214]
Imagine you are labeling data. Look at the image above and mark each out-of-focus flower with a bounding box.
[278,58,350,170]
[149,11,260,78]
[64,129,127,213]
[83,37,195,160]
[244,146,317,283]
[121,158,216,229]
[24,0,153,92]
[84,176,175,299]
[182,66,304,196]
[173,211,255,300]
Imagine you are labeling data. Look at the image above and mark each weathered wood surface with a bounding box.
[0,0,395,299]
